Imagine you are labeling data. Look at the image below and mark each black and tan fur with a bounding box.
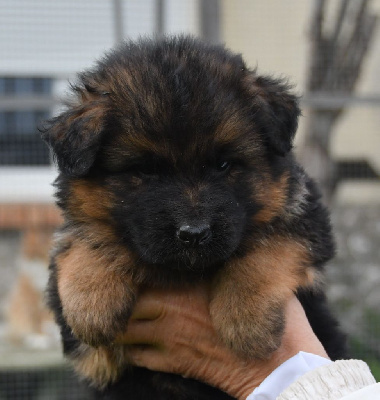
[42,36,346,400]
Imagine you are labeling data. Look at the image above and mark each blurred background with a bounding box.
[0,0,379,398]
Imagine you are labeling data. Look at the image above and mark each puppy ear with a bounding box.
[247,74,301,156]
[41,89,108,177]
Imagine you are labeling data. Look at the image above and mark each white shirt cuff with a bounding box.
[246,351,332,400]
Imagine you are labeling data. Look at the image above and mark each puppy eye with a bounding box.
[139,164,156,176]
[133,161,161,178]
[130,167,154,179]
[216,160,231,172]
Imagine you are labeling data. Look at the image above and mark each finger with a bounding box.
[128,346,169,372]
[128,343,215,382]
[131,286,208,320]
[115,319,160,345]
[130,289,168,320]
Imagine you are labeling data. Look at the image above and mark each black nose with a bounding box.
[176,224,212,247]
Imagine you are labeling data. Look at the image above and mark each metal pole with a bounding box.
[113,0,124,44]
[156,0,164,37]
[199,0,221,44]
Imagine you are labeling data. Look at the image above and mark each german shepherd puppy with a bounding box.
[42,36,346,399]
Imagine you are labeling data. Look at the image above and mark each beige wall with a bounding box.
[221,1,380,202]
[221,1,309,87]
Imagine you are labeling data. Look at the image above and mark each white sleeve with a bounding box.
[246,351,332,400]
[276,359,377,400]
[341,383,380,399]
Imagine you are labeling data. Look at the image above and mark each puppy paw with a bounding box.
[55,240,137,347]
[210,292,285,359]
[210,237,314,360]
[70,342,130,388]
[63,283,136,347]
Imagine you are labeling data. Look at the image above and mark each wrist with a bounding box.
[219,352,289,399]
[220,341,312,399]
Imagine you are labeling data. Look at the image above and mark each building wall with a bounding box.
[221,0,380,202]
[0,0,379,204]
[221,1,309,86]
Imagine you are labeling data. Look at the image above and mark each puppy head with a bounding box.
[43,36,300,271]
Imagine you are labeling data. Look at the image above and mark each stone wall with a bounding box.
[0,204,379,358]
[327,205,380,358]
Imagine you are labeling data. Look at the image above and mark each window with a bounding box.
[0,77,52,166]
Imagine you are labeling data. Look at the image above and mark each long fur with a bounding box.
[42,36,346,400]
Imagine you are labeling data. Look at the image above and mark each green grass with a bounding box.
[349,337,380,382]
[365,358,380,382]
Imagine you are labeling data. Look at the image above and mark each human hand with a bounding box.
[117,286,328,400]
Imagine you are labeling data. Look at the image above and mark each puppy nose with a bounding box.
[176,224,212,246]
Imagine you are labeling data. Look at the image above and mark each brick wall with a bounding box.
[0,203,62,259]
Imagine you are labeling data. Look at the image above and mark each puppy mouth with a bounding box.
[136,232,239,272]
[147,249,227,273]
[171,248,214,269]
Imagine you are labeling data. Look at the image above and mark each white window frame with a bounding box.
[0,0,202,204]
